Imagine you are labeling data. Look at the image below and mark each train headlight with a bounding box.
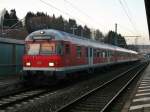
[26,62,31,66]
[49,62,54,67]
[40,31,45,34]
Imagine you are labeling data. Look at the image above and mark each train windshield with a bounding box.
[26,43,56,55]
[40,43,55,54]
[27,44,40,55]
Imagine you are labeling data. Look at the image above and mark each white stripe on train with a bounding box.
[23,59,137,71]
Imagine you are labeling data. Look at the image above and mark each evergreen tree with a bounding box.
[9,9,18,27]
[63,20,69,32]
[69,19,76,27]
[24,11,99,41]
[36,12,46,16]
[104,31,116,45]
[55,16,64,31]
[3,10,10,27]
[117,34,127,48]
[25,12,35,33]
[51,14,57,30]
[69,19,77,34]
[77,25,83,36]
[104,31,127,48]
[83,25,91,38]
[95,29,104,42]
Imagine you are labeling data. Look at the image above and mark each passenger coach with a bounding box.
[23,29,139,79]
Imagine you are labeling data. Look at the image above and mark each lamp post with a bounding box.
[0,8,6,37]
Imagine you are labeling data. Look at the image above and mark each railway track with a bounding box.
[0,87,55,111]
[55,62,148,112]
[0,81,29,98]
[0,62,146,112]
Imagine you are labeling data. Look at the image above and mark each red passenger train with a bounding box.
[22,29,139,80]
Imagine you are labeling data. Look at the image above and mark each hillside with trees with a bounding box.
[0,9,128,48]
[104,31,127,48]
[25,12,92,38]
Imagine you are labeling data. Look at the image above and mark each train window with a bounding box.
[108,51,111,57]
[77,46,82,58]
[107,51,109,57]
[99,50,103,57]
[27,44,40,55]
[99,50,101,57]
[109,51,111,57]
[97,50,100,57]
[105,51,108,57]
[109,51,112,57]
[65,44,70,54]
[102,51,105,58]
[40,43,55,55]
[112,51,114,56]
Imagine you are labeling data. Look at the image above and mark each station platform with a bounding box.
[128,64,150,112]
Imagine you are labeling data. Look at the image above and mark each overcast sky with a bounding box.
[0,0,149,45]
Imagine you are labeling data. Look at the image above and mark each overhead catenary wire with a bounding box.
[40,0,140,39]
[118,0,141,35]
[55,0,140,36]
[122,0,133,18]
[64,0,141,35]
[39,0,87,25]
[63,0,108,31]
[118,24,138,35]
[122,0,142,35]
[123,0,147,38]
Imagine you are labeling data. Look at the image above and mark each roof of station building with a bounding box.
[0,37,24,45]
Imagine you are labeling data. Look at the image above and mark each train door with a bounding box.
[88,47,93,66]
[64,43,71,66]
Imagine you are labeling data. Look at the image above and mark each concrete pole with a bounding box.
[115,23,118,45]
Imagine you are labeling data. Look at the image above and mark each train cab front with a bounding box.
[22,31,64,80]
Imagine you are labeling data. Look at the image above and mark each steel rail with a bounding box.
[0,89,49,110]
[55,62,148,112]
[100,62,148,112]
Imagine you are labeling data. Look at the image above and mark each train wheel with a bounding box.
[20,71,34,87]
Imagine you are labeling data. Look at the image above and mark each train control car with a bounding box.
[22,29,139,80]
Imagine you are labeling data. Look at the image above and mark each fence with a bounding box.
[0,37,24,76]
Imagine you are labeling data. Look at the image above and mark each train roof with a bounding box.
[25,29,138,54]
